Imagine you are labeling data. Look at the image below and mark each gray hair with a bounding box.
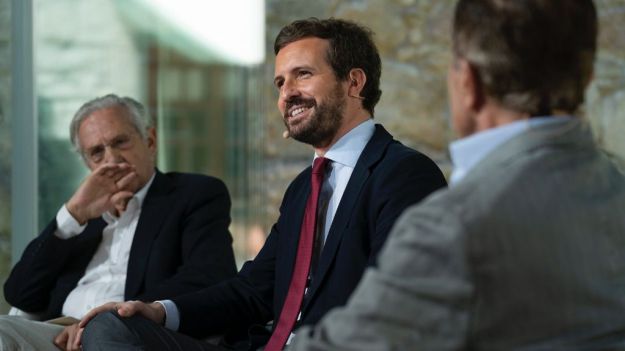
[70,94,154,154]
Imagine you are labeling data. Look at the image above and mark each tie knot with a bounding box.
[312,157,329,175]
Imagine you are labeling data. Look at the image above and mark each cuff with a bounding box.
[156,300,180,331]
[54,205,87,239]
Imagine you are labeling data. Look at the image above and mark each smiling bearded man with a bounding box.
[79,18,447,351]
[282,77,345,147]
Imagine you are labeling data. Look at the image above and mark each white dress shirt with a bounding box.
[60,173,155,319]
[159,119,376,332]
[315,118,375,242]
[449,116,571,185]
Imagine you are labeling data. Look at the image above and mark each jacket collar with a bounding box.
[463,118,595,184]
[124,169,174,298]
[301,124,394,312]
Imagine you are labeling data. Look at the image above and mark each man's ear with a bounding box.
[146,127,157,153]
[347,68,367,100]
[456,59,485,113]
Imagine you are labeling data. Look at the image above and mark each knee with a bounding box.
[82,311,126,347]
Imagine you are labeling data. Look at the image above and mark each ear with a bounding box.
[455,59,485,113]
[347,68,367,100]
[146,127,157,154]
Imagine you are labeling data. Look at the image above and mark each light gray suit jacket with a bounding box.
[290,118,625,351]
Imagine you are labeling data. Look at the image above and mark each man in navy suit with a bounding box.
[1,94,237,350]
[79,19,446,351]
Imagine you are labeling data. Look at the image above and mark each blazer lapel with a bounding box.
[124,170,173,299]
[302,125,393,311]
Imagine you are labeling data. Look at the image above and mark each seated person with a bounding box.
[78,18,447,351]
[1,94,237,351]
[287,1,625,350]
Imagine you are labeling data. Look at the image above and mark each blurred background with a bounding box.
[0,0,623,313]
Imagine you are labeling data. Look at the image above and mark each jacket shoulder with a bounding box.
[380,141,445,179]
[162,172,227,188]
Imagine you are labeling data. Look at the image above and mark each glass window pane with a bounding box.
[0,0,10,314]
[34,0,265,265]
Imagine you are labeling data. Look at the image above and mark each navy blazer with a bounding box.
[4,170,237,320]
[172,125,447,343]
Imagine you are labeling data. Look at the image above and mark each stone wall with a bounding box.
[588,0,625,156]
[259,0,625,226]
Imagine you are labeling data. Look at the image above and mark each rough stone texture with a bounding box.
[588,0,625,157]
[261,0,458,225]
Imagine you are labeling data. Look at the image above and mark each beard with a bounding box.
[283,83,346,147]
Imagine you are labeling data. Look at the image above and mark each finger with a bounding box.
[117,301,141,317]
[103,164,132,180]
[111,190,134,204]
[114,201,127,214]
[53,329,68,349]
[116,171,138,191]
[66,329,73,351]
[108,163,135,180]
[66,324,78,351]
[93,163,120,176]
[92,162,132,179]
[72,328,83,351]
[79,301,119,328]
[111,191,134,213]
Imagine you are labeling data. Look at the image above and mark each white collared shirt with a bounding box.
[315,118,375,242]
[449,116,571,185]
[60,173,155,319]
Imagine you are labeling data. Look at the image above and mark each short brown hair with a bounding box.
[452,0,597,116]
[274,18,382,115]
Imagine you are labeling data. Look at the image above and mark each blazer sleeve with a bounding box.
[170,176,305,338]
[289,194,472,351]
[171,227,277,338]
[3,219,101,313]
[136,177,237,301]
[367,150,446,265]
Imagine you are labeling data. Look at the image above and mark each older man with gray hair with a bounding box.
[1,94,237,350]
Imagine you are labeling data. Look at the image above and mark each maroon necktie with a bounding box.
[265,157,329,351]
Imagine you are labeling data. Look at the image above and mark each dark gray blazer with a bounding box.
[291,118,625,350]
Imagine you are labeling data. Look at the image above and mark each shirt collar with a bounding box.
[102,171,156,223]
[314,119,375,167]
[449,116,572,186]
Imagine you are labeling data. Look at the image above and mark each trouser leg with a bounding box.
[82,311,225,351]
[0,315,64,351]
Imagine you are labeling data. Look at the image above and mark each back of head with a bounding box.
[452,0,597,116]
[274,17,382,115]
